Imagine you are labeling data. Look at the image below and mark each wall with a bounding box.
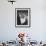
[0,0,46,42]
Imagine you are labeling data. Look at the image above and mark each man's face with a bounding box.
[19,13,26,18]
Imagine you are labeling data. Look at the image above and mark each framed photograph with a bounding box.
[15,8,31,28]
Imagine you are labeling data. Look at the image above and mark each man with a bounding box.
[17,10,28,25]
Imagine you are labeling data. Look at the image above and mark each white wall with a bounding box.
[0,0,46,42]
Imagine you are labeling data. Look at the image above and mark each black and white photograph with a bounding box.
[15,8,31,27]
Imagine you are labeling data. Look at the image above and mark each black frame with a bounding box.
[15,8,31,28]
